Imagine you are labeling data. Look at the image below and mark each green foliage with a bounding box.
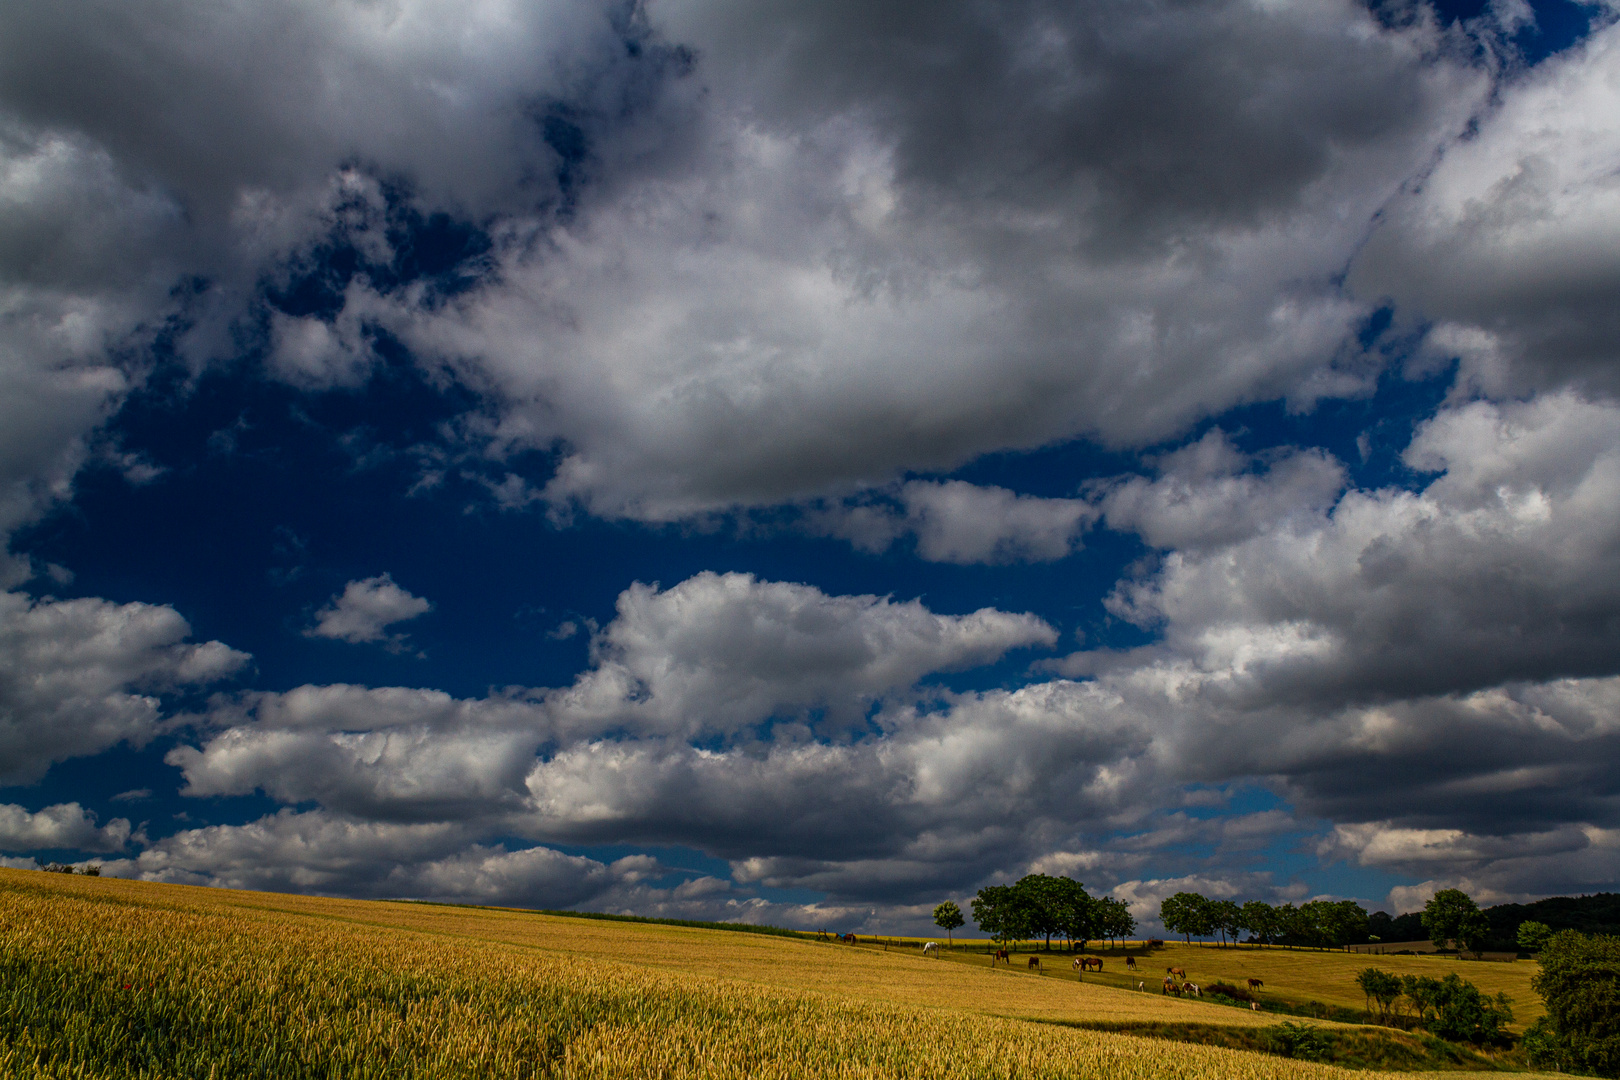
[1270,1021,1328,1061]
[1421,888,1481,951]
[1159,892,1214,944]
[1240,900,1278,945]
[972,875,1093,950]
[971,884,1022,947]
[1355,967,1402,1021]
[1095,896,1136,945]
[932,900,963,945]
[1397,972,1513,1044]
[1517,919,1554,952]
[1527,929,1620,1076]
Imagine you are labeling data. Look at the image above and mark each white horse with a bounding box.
[922,941,938,956]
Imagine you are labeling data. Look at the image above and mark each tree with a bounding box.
[1356,967,1403,1023]
[1516,920,1553,953]
[1523,930,1620,1077]
[1241,900,1278,946]
[1421,888,1482,951]
[1320,900,1370,949]
[933,900,964,948]
[1098,897,1136,947]
[1014,874,1067,951]
[1211,900,1242,948]
[1047,877,1094,950]
[972,885,1023,949]
[1160,892,1205,945]
[1400,973,1512,1043]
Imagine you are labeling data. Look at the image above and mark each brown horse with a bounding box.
[1167,966,1186,979]
[1247,978,1264,990]
[1027,956,1042,970]
[1072,956,1101,972]
[842,933,858,945]
[1125,955,1138,970]
[992,948,1010,967]
[1162,976,1180,995]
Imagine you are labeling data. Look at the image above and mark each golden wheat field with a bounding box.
[0,869,1561,1078]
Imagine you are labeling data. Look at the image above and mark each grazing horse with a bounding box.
[1073,957,1101,972]
[1125,956,1138,970]
[1183,982,1200,997]
[1166,966,1186,980]
[1247,978,1264,991]
[992,949,1010,967]
[1027,956,1042,970]
[842,933,858,945]
[922,941,938,957]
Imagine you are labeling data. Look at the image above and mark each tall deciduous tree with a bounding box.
[933,900,964,948]
[1421,889,1483,951]
[1524,931,1620,1077]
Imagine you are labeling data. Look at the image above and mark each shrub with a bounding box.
[1269,1021,1328,1061]
[1203,981,1254,1003]
[1527,930,1620,1077]
[1399,973,1512,1044]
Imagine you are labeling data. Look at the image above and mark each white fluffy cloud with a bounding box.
[0,802,130,853]
[548,571,1056,738]
[306,574,432,647]
[0,0,1486,527]
[0,590,248,784]
[1352,15,1620,396]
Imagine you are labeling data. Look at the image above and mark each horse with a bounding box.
[1027,956,1042,970]
[1137,981,1145,991]
[1162,977,1180,996]
[1183,982,1200,997]
[1072,956,1101,972]
[842,933,858,945]
[992,948,1010,967]
[1125,955,1138,970]
[1246,978,1264,991]
[922,941,938,957]
[1166,966,1186,979]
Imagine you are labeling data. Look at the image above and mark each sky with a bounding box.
[1,0,1618,936]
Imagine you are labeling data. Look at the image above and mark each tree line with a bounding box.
[952,874,1136,950]
[1155,886,1549,955]
[1158,891,1370,949]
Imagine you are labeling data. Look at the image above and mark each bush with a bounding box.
[1201,981,1253,1003]
[1270,1021,1328,1061]
[1398,973,1513,1044]
[1527,930,1620,1077]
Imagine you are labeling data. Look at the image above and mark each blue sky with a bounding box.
[2,0,1618,934]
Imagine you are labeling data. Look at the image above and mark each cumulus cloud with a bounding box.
[306,574,432,647]
[548,571,1056,738]
[0,801,130,853]
[385,0,1481,519]
[1352,15,1620,396]
[821,481,1097,563]
[0,590,248,784]
[169,684,546,821]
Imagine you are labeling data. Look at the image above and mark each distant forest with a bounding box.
[1378,893,1620,952]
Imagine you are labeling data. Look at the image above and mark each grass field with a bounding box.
[0,869,1561,1078]
[890,937,1543,1030]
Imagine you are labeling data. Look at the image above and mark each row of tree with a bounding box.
[961,874,1136,950]
[1354,968,1516,1043]
[1159,892,1371,949]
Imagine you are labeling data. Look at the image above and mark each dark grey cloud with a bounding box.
[1352,17,1620,397]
